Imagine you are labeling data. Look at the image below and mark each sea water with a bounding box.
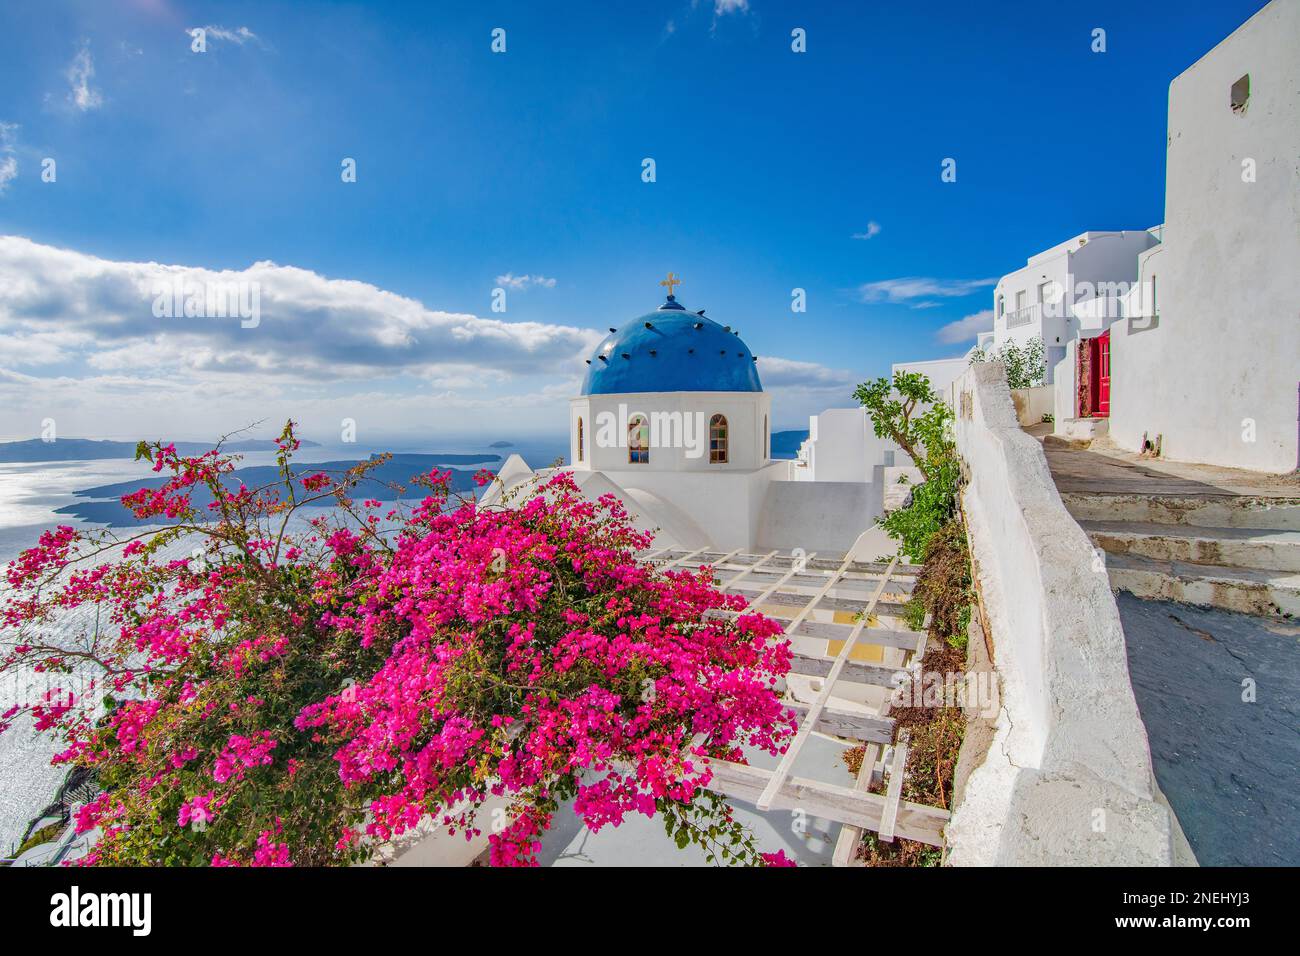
[0,439,566,854]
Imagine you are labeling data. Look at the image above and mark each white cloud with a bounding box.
[756,357,863,427]
[0,236,857,442]
[66,42,103,112]
[850,221,881,240]
[0,123,17,193]
[0,238,606,440]
[854,276,996,304]
[189,25,262,47]
[936,309,994,344]
[495,273,556,290]
[714,0,750,14]
[0,236,596,383]
[757,356,855,390]
[0,329,85,365]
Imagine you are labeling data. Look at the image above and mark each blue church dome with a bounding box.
[581,296,763,395]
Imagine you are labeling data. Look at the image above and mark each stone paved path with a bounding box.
[1031,424,1300,498]
[1032,424,1300,866]
[1117,593,1300,866]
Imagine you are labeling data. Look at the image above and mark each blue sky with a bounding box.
[0,0,1270,444]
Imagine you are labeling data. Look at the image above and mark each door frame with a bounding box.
[1095,330,1111,418]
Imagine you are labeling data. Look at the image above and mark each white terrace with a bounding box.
[640,547,948,861]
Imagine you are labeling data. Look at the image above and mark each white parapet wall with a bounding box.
[946,361,1174,865]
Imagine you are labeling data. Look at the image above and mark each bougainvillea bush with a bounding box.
[0,424,796,867]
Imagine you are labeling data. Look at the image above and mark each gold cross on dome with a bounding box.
[660,271,681,297]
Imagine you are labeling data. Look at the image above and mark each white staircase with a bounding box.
[1061,492,1300,617]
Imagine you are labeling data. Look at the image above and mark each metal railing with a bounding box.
[1004,303,1040,329]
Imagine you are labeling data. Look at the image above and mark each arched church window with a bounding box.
[628,415,649,464]
[576,417,584,462]
[709,414,728,464]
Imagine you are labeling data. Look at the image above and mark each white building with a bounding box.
[795,408,895,484]
[791,357,957,512]
[1101,0,1300,473]
[990,229,1162,384]
[482,287,896,555]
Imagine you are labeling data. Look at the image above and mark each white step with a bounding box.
[1081,520,1300,573]
[1102,552,1300,617]
[1062,492,1300,531]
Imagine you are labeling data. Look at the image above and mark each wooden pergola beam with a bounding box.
[699,755,946,848]
[658,547,707,570]
[755,557,900,810]
[781,700,895,744]
[877,730,911,843]
[787,618,926,649]
[721,549,779,589]
[788,652,907,689]
[731,586,909,617]
[832,741,881,867]
[649,544,948,854]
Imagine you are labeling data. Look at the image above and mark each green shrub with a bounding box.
[970,336,1046,389]
[879,457,959,563]
[852,370,959,562]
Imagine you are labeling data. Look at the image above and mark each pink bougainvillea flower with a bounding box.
[2,422,795,868]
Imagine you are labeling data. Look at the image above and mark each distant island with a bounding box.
[0,437,322,463]
[56,453,501,527]
[488,441,514,448]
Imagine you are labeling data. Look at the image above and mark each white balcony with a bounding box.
[1005,303,1040,329]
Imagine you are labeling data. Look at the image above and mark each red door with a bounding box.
[1094,331,1111,418]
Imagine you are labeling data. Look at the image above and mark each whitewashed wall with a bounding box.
[595,464,788,550]
[1052,341,1077,423]
[946,362,1173,865]
[1009,385,1054,426]
[1108,0,1300,473]
[570,390,772,473]
[797,407,896,483]
[756,480,881,554]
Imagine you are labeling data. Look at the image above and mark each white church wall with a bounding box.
[476,453,538,509]
[598,462,788,550]
[608,483,712,551]
[572,391,771,474]
[755,480,883,555]
[1108,0,1300,473]
[483,457,787,551]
